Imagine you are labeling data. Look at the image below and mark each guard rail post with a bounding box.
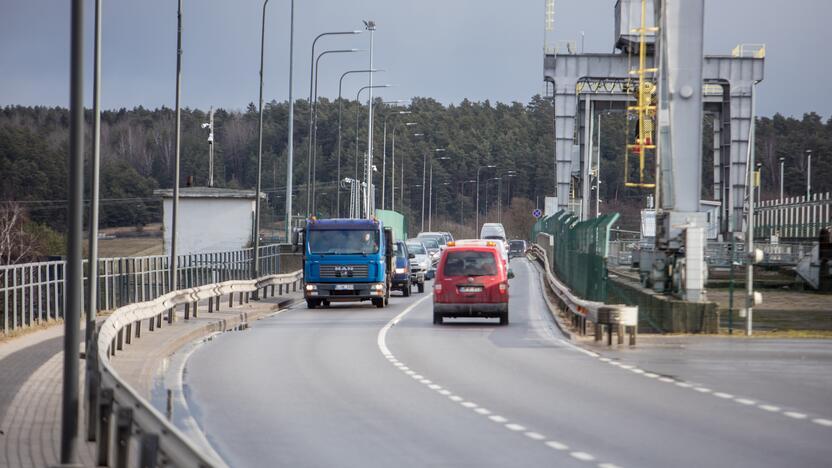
[97,387,113,466]
[115,407,133,468]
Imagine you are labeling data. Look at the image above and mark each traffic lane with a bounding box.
[387,258,832,468]
[183,292,585,468]
[590,335,832,418]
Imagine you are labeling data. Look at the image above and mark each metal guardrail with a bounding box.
[91,270,303,467]
[0,244,286,335]
[609,239,816,269]
[529,241,638,346]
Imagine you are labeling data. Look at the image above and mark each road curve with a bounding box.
[183,258,832,468]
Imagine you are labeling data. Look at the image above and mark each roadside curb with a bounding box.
[528,256,573,341]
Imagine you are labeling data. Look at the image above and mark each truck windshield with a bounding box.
[443,250,497,277]
[308,230,379,255]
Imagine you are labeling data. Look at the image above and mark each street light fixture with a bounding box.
[304,29,362,218]
[484,177,501,221]
[422,148,446,232]
[309,47,362,216]
[475,164,496,234]
[353,83,391,216]
[391,122,417,211]
[383,110,412,210]
[364,19,377,219]
[497,171,517,223]
[336,68,383,217]
[429,154,450,231]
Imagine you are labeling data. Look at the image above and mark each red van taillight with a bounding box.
[498,282,508,294]
[434,283,443,294]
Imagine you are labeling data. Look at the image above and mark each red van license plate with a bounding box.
[458,286,483,293]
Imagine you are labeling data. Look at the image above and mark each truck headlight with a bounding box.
[372,283,384,290]
[395,267,407,274]
[305,284,316,291]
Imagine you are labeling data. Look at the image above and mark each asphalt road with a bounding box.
[183,258,832,468]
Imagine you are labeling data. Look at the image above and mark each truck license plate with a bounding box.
[335,284,354,290]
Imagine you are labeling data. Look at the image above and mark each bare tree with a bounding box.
[0,202,38,266]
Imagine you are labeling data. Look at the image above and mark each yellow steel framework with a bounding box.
[624,0,658,189]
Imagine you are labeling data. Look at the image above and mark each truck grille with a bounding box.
[319,264,369,278]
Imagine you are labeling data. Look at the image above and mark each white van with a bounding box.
[480,223,506,241]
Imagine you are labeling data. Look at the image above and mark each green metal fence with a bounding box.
[531,210,620,302]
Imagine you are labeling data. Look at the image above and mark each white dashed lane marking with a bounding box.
[594,350,831,429]
[376,295,624,468]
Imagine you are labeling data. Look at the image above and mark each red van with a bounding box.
[432,241,513,325]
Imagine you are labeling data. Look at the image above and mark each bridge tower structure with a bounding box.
[543,0,764,238]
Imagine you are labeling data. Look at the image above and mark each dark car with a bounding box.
[391,240,414,296]
[508,240,528,259]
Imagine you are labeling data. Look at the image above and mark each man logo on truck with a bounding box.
[336,266,354,277]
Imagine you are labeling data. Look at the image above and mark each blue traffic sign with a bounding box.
[532,209,542,218]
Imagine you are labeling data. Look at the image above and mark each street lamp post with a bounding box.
[484,177,500,221]
[285,0,295,242]
[305,29,362,218]
[382,110,411,210]
[779,156,785,202]
[353,84,390,216]
[404,132,424,212]
[459,179,476,231]
[428,152,449,231]
[422,148,446,232]
[364,19,377,218]
[475,164,496,235]
[254,0,271,288]
[391,122,417,211]
[337,69,381,217]
[497,172,517,223]
[806,149,812,199]
[310,48,360,215]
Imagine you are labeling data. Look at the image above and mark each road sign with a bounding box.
[532,209,542,219]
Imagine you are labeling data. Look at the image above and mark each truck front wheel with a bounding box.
[306,299,319,309]
[372,298,385,308]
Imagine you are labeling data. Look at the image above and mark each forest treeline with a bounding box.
[0,98,830,243]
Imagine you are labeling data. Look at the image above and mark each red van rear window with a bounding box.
[443,250,497,277]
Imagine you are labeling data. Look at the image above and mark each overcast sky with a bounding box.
[1,0,829,117]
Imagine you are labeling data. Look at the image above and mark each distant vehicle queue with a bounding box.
[294,216,526,326]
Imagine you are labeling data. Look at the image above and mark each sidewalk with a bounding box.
[0,291,301,468]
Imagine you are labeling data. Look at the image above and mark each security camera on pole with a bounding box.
[201,107,215,187]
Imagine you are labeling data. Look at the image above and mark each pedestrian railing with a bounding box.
[0,244,287,335]
[91,270,303,467]
[529,239,638,346]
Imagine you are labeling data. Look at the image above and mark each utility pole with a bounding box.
[85,0,103,442]
[746,82,758,336]
[806,149,812,199]
[254,0,269,290]
[170,0,183,295]
[62,0,84,462]
[285,0,295,241]
[364,20,376,218]
[779,157,785,202]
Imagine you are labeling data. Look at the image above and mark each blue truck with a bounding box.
[294,218,394,309]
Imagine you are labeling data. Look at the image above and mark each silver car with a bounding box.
[406,240,431,292]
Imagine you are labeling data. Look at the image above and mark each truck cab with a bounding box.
[296,218,393,309]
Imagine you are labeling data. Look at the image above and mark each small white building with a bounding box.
[154,187,264,255]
